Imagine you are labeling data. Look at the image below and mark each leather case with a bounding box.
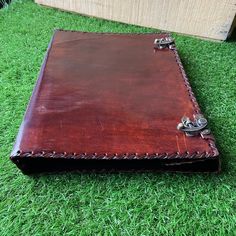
[10,30,220,174]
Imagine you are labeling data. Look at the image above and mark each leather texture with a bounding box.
[10,30,220,173]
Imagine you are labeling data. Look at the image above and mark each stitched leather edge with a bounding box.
[11,150,217,160]
[172,47,219,157]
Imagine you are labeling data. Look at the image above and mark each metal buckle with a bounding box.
[154,37,175,50]
[177,114,211,137]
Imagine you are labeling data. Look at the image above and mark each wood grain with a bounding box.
[35,0,236,40]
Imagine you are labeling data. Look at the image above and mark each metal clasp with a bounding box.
[177,114,211,137]
[154,37,175,50]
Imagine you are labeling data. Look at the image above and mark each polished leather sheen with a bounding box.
[10,30,220,173]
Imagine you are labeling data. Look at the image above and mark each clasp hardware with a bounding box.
[177,114,211,137]
[154,37,175,50]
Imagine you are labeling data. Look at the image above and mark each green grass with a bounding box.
[0,1,236,235]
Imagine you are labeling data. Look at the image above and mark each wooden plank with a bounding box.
[35,0,236,40]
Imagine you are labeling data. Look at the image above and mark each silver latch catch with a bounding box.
[177,114,211,137]
[154,37,175,50]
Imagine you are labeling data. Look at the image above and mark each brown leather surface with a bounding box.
[11,30,219,173]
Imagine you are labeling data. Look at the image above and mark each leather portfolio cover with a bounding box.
[10,30,220,174]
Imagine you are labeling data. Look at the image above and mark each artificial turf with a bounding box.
[0,0,236,235]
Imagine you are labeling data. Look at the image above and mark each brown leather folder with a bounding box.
[10,30,220,174]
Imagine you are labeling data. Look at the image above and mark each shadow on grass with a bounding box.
[227,15,236,42]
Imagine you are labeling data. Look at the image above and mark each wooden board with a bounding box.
[35,0,236,40]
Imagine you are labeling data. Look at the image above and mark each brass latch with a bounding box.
[154,37,175,50]
[177,114,211,137]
